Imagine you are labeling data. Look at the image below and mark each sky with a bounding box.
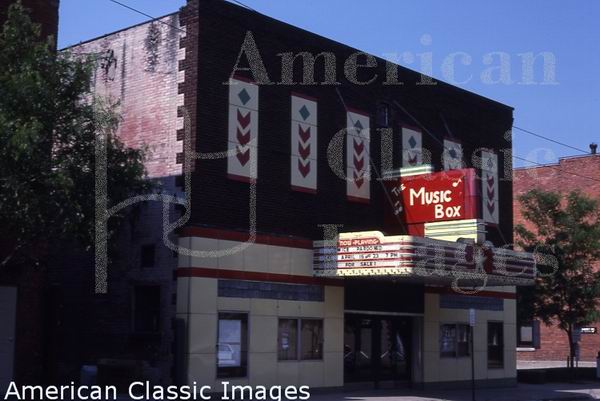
[58,0,600,167]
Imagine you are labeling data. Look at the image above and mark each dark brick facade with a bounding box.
[514,153,600,362]
[184,0,515,245]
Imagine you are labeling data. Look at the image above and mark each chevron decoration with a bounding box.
[402,127,422,167]
[481,151,499,224]
[291,95,317,192]
[443,139,463,171]
[346,110,370,202]
[228,77,258,181]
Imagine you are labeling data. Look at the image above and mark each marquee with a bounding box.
[313,231,536,286]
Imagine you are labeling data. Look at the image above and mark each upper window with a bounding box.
[440,323,471,358]
[488,322,504,368]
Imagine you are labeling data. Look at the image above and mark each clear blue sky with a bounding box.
[58,0,600,167]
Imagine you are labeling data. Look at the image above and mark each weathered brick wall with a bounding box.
[514,154,600,361]
[69,14,184,179]
[46,14,186,384]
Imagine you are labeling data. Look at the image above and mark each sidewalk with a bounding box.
[518,361,597,369]
[308,382,600,401]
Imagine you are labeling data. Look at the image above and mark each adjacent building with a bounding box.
[514,148,600,366]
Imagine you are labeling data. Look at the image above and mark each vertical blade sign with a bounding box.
[227,77,259,182]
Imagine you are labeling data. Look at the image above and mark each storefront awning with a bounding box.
[313,231,535,287]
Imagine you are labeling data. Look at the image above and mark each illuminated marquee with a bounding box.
[313,231,535,286]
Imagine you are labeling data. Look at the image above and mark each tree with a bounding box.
[0,2,150,270]
[516,189,600,368]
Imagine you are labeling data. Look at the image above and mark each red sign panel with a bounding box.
[386,169,479,225]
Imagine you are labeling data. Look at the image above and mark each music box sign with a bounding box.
[387,169,479,224]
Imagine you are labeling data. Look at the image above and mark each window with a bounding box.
[217,313,248,378]
[488,322,504,368]
[301,319,323,360]
[440,323,471,358]
[278,319,298,360]
[277,319,323,361]
[133,285,160,333]
[518,320,540,348]
[140,244,155,268]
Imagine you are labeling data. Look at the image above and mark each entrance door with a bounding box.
[0,286,17,395]
[344,314,411,384]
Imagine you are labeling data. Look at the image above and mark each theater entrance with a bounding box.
[343,313,412,384]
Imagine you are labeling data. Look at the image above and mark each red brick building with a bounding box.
[513,147,600,364]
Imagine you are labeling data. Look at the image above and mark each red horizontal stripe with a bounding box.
[178,227,313,249]
[177,267,343,287]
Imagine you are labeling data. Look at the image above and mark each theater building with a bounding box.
[60,0,536,391]
[173,0,535,390]
[514,149,600,366]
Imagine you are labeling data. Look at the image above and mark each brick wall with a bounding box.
[69,14,184,179]
[514,154,600,230]
[514,154,600,361]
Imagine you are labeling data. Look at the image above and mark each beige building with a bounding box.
[176,226,531,389]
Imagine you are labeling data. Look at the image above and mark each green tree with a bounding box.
[0,2,150,270]
[516,189,600,367]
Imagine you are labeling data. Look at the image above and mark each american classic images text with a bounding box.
[3,381,311,401]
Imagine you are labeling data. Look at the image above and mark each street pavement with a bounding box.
[80,382,600,401]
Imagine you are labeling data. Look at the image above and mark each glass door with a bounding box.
[379,318,410,381]
[344,316,374,382]
[344,314,411,384]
